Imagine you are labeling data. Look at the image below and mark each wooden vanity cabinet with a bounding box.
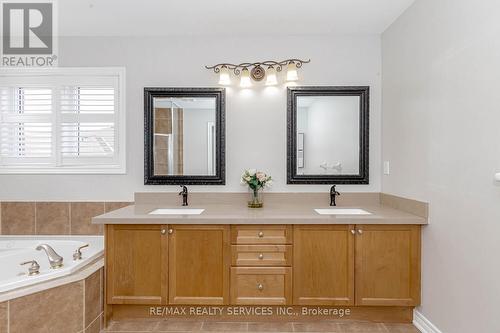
[106,223,421,312]
[292,225,355,306]
[168,225,230,305]
[355,224,421,306]
[106,224,168,305]
[230,225,293,305]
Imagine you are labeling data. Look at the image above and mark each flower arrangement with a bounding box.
[241,169,272,208]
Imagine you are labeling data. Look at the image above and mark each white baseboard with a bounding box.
[413,309,443,333]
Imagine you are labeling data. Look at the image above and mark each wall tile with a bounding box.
[9,281,83,333]
[35,202,70,235]
[1,202,35,235]
[0,302,7,333]
[85,270,101,327]
[70,202,104,235]
[104,202,133,213]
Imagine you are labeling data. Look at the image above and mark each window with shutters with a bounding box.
[0,68,125,174]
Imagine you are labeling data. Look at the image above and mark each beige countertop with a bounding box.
[92,193,428,225]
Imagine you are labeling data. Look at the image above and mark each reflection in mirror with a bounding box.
[144,88,225,185]
[287,86,369,184]
[296,96,360,175]
[153,97,216,176]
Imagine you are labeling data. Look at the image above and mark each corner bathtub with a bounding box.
[0,235,103,293]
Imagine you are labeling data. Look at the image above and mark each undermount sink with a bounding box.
[149,208,205,215]
[314,208,372,215]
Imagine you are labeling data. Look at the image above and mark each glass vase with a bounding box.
[248,187,264,208]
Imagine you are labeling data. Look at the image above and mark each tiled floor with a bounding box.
[102,319,421,333]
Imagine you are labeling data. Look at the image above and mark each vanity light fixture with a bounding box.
[286,61,299,81]
[205,58,310,86]
[265,66,278,86]
[240,68,252,88]
[218,66,231,85]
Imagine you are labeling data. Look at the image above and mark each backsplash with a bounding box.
[0,202,132,235]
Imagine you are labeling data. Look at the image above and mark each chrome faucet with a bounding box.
[179,185,188,206]
[36,244,63,268]
[330,185,340,206]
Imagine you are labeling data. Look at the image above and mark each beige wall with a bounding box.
[382,0,500,332]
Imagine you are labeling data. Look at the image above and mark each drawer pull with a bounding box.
[258,231,264,238]
[258,253,264,260]
[350,229,356,235]
[257,283,264,291]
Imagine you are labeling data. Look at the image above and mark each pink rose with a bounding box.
[256,172,266,182]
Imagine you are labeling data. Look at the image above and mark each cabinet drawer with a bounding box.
[232,245,292,266]
[230,267,291,305]
[231,225,292,244]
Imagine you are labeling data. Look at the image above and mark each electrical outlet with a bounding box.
[383,161,390,175]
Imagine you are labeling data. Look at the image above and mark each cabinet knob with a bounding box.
[161,229,166,235]
[258,231,264,238]
[257,283,264,291]
[357,229,363,235]
[168,229,173,234]
[350,229,356,235]
[258,253,264,260]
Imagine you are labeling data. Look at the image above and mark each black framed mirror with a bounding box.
[144,87,225,185]
[287,86,369,184]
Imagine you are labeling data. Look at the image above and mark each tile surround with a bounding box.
[0,201,132,235]
[35,202,70,235]
[9,281,84,333]
[85,270,102,328]
[0,302,7,333]
[1,267,104,333]
[70,202,105,235]
[0,202,35,234]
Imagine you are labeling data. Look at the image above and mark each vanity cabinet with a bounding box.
[230,225,293,305]
[106,224,168,305]
[105,223,421,319]
[168,225,230,305]
[355,224,421,306]
[293,225,355,306]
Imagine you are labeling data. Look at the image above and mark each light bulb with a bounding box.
[218,66,231,85]
[286,62,299,81]
[240,68,252,88]
[265,66,278,86]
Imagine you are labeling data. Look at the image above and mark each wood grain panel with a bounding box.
[355,224,421,306]
[230,267,291,305]
[231,225,292,244]
[293,225,354,306]
[231,245,292,266]
[168,225,230,305]
[106,224,167,305]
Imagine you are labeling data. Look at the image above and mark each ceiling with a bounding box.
[59,0,416,37]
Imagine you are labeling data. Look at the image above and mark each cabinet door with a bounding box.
[293,225,355,305]
[169,225,230,305]
[355,225,421,306]
[106,224,168,305]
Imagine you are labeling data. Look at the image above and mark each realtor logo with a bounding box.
[1,1,57,66]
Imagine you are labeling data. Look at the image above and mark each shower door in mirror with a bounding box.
[144,88,225,185]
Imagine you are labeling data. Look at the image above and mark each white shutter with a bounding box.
[0,87,53,164]
[59,86,117,166]
[0,68,125,174]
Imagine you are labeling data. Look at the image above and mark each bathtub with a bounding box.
[0,235,103,293]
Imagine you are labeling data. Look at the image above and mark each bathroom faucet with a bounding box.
[179,185,188,206]
[36,244,63,269]
[330,185,340,206]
